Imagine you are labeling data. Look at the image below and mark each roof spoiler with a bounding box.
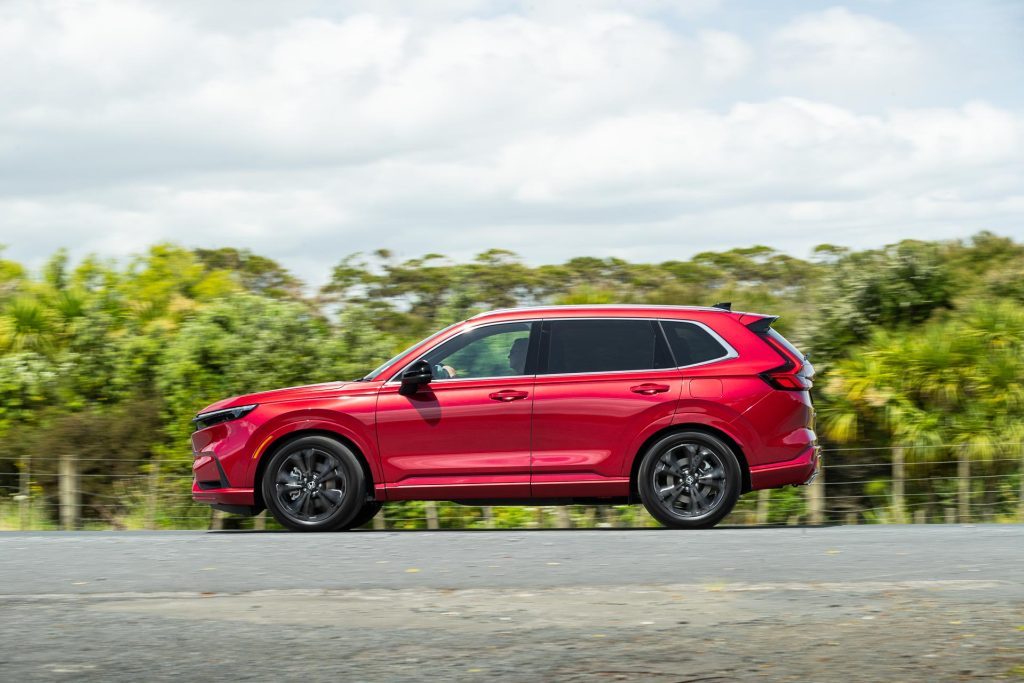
[745,315,779,334]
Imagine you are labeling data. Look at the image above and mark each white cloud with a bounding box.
[767,7,923,102]
[0,0,1021,285]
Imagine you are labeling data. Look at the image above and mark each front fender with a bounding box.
[243,408,381,491]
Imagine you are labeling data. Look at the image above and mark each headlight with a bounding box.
[192,404,258,430]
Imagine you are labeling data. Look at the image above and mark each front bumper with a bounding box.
[192,449,257,510]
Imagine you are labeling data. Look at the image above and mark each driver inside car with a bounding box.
[434,336,529,380]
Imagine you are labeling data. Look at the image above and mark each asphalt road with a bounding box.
[1,525,1022,681]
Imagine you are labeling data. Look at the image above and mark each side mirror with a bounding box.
[399,359,433,395]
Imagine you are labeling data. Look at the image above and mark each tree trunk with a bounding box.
[253,510,266,531]
[555,506,572,529]
[58,453,80,531]
[891,447,907,524]
[957,451,970,523]
[482,506,495,529]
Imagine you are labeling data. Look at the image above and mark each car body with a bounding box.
[191,304,819,530]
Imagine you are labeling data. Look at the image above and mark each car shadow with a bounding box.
[208,522,840,534]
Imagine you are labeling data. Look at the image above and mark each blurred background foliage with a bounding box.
[1,231,1022,529]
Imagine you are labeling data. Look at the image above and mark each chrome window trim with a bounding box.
[385,316,738,385]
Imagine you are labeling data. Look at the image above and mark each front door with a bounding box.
[530,318,684,497]
[376,321,538,500]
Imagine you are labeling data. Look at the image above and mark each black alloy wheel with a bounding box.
[262,435,366,532]
[638,431,741,529]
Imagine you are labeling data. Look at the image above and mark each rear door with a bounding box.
[530,318,684,498]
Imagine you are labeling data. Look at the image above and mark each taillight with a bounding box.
[762,371,811,391]
[754,324,812,392]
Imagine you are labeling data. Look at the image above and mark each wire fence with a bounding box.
[1,444,1022,531]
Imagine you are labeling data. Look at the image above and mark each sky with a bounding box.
[0,0,1022,285]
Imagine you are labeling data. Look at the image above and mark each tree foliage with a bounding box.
[0,231,1021,528]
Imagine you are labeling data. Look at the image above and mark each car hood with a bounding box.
[197,381,356,415]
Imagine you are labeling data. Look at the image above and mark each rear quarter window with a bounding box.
[660,320,731,366]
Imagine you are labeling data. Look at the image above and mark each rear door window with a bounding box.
[542,319,674,374]
[660,320,731,366]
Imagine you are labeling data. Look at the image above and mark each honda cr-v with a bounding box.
[191,305,819,531]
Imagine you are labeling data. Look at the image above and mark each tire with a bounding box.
[637,431,741,529]
[261,435,366,532]
[337,500,383,530]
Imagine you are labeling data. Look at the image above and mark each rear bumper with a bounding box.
[749,444,821,490]
[192,482,257,507]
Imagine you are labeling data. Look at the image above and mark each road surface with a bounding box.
[1,525,1022,681]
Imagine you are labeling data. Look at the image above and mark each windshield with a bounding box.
[360,322,461,381]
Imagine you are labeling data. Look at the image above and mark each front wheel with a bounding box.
[262,435,366,532]
[637,431,741,529]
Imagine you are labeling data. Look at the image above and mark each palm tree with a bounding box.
[821,302,1024,523]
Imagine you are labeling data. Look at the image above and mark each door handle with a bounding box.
[489,390,529,402]
[630,383,671,395]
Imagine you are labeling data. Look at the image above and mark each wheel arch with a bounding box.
[252,428,376,511]
[628,423,752,502]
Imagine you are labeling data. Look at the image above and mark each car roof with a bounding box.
[467,304,737,324]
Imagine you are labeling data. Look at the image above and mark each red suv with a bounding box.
[192,305,819,531]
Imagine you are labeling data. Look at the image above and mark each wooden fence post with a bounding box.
[755,489,771,525]
[807,464,824,525]
[19,454,31,531]
[58,453,80,530]
[891,446,907,524]
[424,501,439,530]
[372,508,386,530]
[1019,442,1024,522]
[957,449,970,523]
[146,458,161,530]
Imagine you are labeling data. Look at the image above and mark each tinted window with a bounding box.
[543,319,673,374]
[423,322,533,380]
[660,321,730,366]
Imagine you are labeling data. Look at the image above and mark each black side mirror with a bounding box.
[399,359,433,395]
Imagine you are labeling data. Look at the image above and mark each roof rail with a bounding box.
[467,304,728,319]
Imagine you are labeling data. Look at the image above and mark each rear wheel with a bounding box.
[262,435,365,532]
[638,431,741,529]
